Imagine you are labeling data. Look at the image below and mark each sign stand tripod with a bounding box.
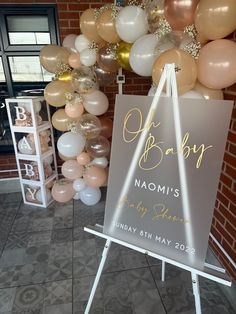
[84,64,232,314]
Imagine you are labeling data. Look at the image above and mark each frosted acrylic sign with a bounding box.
[104,95,233,270]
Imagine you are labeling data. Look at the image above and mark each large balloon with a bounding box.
[195,0,236,41]
[77,152,91,165]
[61,160,83,180]
[52,109,78,132]
[51,179,75,203]
[62,34,77,53]
[77,114,102,139]
[94,65,116,86]
[83,90,109,116]
[83,165,107,188]
[97,45,120,73]
[75,34,91,52]
[164,0,199,31]
[44,81,74,107]
[40,45,70,73]
[86,135,110,158]
[115,6,148,43]
[71,66,98,94]
[193,81,223,100]
[57,132,86,158]
[144,0,164,33]
[80,8,105,44]
[80,186,101,206]
[197,39,236,89]
[97,8,121,43]
[129,34,159,76]
[152,48,197,95]
[116,41,132,71]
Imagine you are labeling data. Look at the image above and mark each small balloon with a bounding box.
[77,114,102,139]
[116,41,133,71]
[91,157,109,168]
[75,34,91,52]
[97,45,120,73]
[35,188,52,203]
[73,192,80,200]
[94,65,116,86]
[83,165,107,188]
[99,117,113,138]
[80,186,101,206]
[77,152,91,165]
[73,178,87,192]
[65,99,84,119]
[68,53,81,69]
[80,48,97,67]
[52,108,78,132]
[61,160,84,180]
[51,179,75,203]
[71,66,98,94]
[86,135,110,158]
[62,34,77,53]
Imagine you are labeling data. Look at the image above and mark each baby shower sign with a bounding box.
[104,94,233,270]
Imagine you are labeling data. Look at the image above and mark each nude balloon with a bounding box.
[152,48,197,95]
[83,165,107,188]
[80,9,105,44]
[193,81,224,100]
[97,8,121,43]
[61,160,83,180]
[83,90,109,116]
[44,81,74,107]
[197,39,236,89]
[51,179,75,203]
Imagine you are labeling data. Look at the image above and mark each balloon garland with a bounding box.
[39,0,236,205]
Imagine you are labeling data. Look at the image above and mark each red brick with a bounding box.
[225,221,236,239]
[57,3,67,10]
[224,152,236,167]
[222,239,236,263]
[229,202,236,216]
[218,203,236,226]
[217,191,229,208]
[220,173,232,188]
[215,222,234,246]
[59,11,79,19]
[222,185,236,204]
[225,164,236,179]
[69,20,80,28]
[210,225,222,244]
[213,208,226,225]
[68,3,90,10]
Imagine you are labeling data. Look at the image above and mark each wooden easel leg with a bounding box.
[191,272,202,314]
[84,239,112,314]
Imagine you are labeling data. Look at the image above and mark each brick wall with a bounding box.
[0,0,235,282]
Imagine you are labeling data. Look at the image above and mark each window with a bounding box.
[0,4,59,152]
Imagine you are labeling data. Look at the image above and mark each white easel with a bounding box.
[83,64,232,314]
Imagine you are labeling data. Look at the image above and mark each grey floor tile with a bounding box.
[24,245,50,264]
[131,289,166,314]
[44,279,72,306]
[49,242,72,262]
[51,229,73,243]
[73,227,94,241]
[0,248,26,267]
[126,268,156,292]
[5,231,30,250]
[47,259,72,281]
[43,303,72,314]
[73,276,102,303]
[17,263,48,286]
[12,284,44,312]
[121,249,148,270]
[0,287,16,312]
[53,216,73,230]
[29,218,54,232]
[27,232,52,246]
[73,209,95,228]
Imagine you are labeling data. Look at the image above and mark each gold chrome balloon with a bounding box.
[116,41,132,71]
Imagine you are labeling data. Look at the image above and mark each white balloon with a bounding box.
[115,6,148,43]
[83,90,109,116]
[73,178,87,192]
[91,157,108,168]
[130,34,159,76]
[36,188,52,203]
[18,138,35,155]
[80,186,101,206]
[73,192,80,200]
[75,34,91,52]
[181,90,204,99]
[44,154,54,165]
[17,97,42,113]
[80,48,97,67]
[57,132,86,158]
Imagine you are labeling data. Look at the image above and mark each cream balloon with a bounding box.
[75,34,91,52]
[80,48,97,67]
[83,90,109,116]
[115,6,148,43]
[57,132,86,158]
[129,34,159,76]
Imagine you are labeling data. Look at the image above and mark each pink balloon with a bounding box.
[61,160,84,180]
[51,179,75,203]
[77,152,91,165]
[197,39,236,89]
[83,165,107,188]
[83,90,109,116]
[65,99,84,119]
[68,52,81,69]
[62,34,77,52]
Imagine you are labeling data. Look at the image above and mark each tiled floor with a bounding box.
[0,190,235,314]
